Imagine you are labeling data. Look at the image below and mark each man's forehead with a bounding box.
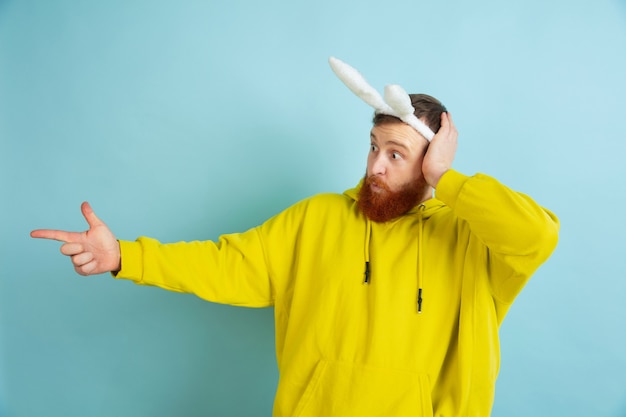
[370,124,428,148]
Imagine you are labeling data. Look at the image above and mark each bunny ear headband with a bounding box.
[328,56,435,142]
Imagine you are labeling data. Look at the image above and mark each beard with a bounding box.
[357,174,427,223]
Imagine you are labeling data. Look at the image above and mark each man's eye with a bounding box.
[370,144,378,152]
[392,152,402,160]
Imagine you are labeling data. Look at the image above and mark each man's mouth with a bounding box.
[368,177,389,193]
[371,182,384,193]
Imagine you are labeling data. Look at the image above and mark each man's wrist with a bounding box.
[426,168,450,189]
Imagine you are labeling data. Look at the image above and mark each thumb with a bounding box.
[81,201,104,229]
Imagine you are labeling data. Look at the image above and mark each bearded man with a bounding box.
[358,95,445,223]
[31,61,559,417]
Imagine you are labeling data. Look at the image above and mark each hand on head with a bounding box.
[422,112,458,188]
[31,202,121,276]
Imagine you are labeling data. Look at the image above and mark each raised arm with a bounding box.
[31,202,121,276]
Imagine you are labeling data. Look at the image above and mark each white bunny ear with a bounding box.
[328,57,393,114]
[384,84,414,117]
[385,85,435,141]
[329,56,435,142]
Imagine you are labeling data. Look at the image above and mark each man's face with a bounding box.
[366,122,429,192]
[358,122,431,222]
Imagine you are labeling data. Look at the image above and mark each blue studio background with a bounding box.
[2,0,626,416]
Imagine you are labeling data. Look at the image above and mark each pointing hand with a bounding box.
[31,202,121,276]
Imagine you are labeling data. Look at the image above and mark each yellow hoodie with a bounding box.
[115,169,559,416]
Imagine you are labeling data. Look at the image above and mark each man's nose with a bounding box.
[371,154,387,176]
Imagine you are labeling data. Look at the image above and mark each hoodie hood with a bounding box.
[343,179,447,220]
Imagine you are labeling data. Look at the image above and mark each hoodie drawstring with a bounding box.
[364,219,372,284]
[362,206,426,313]
[417,204,426,313]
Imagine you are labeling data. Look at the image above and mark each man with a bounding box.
[31,59,559,416]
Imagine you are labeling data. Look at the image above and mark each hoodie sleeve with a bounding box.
[112,196,317,307]
[113,226,274,308]
[434,169,559,303]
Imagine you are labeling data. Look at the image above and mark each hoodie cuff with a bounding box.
[111,240,144,283]
[434,169,470,209]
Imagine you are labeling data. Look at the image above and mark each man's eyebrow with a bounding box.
[370,133,410,151]
[386,140,409,151]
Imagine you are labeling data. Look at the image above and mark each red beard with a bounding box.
[357,175,426,222]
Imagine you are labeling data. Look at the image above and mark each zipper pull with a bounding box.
[364,262,371,284]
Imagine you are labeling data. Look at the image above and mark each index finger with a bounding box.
[439,112,457,138]
[30,229,78,243]
[445,112,457,131]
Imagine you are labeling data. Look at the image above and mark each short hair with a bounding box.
[372,94,447,133]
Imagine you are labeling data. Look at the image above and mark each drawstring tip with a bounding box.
[364,262,371,284]
[417,288,423,313]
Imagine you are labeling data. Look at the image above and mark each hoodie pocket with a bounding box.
[293,360,433,417]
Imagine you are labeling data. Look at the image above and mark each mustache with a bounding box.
[365,175,391,192]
